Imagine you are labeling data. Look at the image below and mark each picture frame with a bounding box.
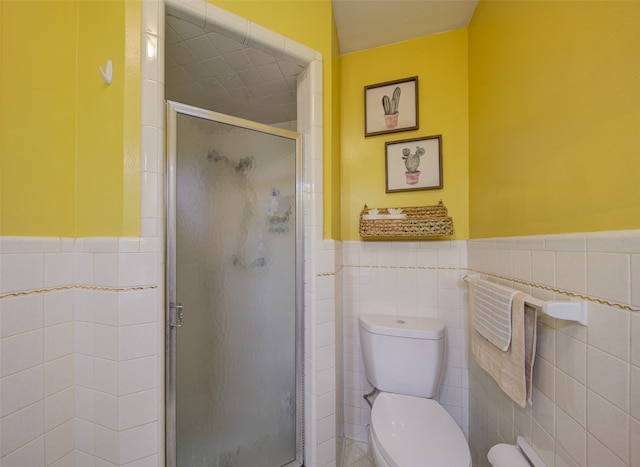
[365,76,418,137]
[385,135,442,193]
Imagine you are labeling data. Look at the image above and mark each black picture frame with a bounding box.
[385,135,442,193]
[365,76,418,137]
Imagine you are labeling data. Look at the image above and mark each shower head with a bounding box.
[207,149,223,163]
[207,148,253,173]
[235,157,253,172]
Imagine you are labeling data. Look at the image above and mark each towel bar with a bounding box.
[462,274,588,326]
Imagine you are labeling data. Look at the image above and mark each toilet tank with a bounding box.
[358,313,446,398]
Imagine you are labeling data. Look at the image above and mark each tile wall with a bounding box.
[341,239,469,442]
[468,230,640,467]
[0,237,161,467]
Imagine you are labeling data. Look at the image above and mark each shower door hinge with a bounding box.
[169,302,184,327]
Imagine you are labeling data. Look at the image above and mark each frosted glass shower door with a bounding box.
[166,102,303,467]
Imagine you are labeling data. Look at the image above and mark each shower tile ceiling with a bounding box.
[165,13,304,125]
[166,2,478,125]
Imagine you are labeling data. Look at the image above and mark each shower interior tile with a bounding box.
[0,432,45,466]
[45,419,74,465]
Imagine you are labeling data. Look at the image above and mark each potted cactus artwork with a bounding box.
[382,86,401,128]
[365,77,418,137]
[402,146,425,184]
[385,135,442,193]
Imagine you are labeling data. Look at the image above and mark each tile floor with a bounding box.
[343,439,375,467]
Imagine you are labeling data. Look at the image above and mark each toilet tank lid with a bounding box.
[358,314,445,339]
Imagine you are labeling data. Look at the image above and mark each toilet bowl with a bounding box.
[370,393,471,467]
[358,313,471,467]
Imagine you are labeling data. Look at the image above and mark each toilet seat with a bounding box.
[371,392,471,467]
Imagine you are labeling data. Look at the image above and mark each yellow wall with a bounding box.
[340,29,469,240]
[1,1,78,236]
[0,0,140,237]
[7,1,636,240]
[468,0,640,238]
[210,0,340,238]
[1,0,333,238]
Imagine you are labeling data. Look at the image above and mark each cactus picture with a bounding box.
[402,146,425,173]
[365,76,419,136]
[385,135,443,193]
[381,87,401,115]
[382,86,402,129]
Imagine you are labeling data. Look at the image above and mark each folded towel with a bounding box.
[473,279,518,351]
[469,278,538,407]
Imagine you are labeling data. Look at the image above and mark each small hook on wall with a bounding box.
[99,60,113,85]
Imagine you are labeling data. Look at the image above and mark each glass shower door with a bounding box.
[166,102,303,467]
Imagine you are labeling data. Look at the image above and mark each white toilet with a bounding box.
[358,313,471,467]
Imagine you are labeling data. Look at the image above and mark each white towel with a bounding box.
[469,278,538,407]
[473,279,518,351]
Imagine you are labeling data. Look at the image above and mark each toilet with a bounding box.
[358,313,471,467]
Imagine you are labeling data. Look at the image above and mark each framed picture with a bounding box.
[385,135,442,193]
[365,76,418,137]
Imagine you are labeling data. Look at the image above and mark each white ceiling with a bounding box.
[333,0,478,54]
[165,1,477,124]
[165,13,304,124]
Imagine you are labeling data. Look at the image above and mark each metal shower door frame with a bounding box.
[165,100,304,467]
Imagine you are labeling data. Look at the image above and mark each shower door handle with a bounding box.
[170,302,184,327]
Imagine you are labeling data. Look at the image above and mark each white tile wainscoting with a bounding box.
[3,227,640,467]
[0,237,161,467]
[341,239,470,443]
[467,230,640,467]
[339,230,640,467]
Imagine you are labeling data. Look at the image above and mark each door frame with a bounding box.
[165,101,304,467]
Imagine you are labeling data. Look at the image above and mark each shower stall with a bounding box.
[165,102,304,467]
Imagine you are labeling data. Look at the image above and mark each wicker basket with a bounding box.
[359,200,454,239]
